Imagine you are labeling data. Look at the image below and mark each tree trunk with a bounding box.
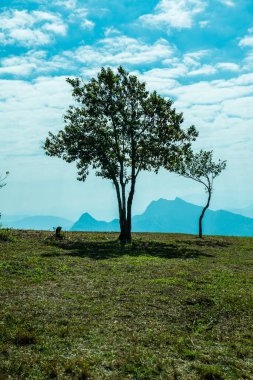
[113,179,127,244]
[119,212,127,243]
[126,181,135,242]
[126,214,132,242]
[198,190,211,238]
[118,182,129,244]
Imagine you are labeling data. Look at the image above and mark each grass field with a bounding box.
[0,230,253,379]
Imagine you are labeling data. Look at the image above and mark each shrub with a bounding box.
[0,228,14,242]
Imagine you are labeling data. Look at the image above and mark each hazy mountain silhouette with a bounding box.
[71,198,253,237]
[230,204,253,219]
[1,215,29,226]
[3,216,73,230]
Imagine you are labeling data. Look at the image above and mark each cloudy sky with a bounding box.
[0,0,252,221]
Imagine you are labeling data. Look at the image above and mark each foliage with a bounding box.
[44,66,198,242]
[0,171,9,189]
[1,231,253,379]
[173,150,226,192]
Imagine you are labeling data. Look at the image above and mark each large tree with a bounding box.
[44,66,198,242]
[171,150,226,238]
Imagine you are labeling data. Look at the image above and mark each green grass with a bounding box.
[0,230,253,379]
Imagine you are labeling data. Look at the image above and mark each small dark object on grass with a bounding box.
[55,226,63,240]
[14,331,36,346]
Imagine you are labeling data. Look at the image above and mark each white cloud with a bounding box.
[55,0,77,9]
[104,27,121,37]
[147,50,216,83]
[199,20,209,28]
[239,27,253,49]
[216,62,240,72]
[137,69,180,94]
[74,36,174,65]
[0,51,74,77]
[10,28,51,46]
[242,51,253,70]
[147,66,187,79]
[239,36,253,48]
[0,9,67,47]
[239,29,253,69]
[0,35,173,79]
[171,75,253,106]
[222,96,253,119]
[67,7,95,30]
[189,64,217,76]
[183,50,210,67]
[219,0,235,6]
[43,21,66,35]
[81,19,95,30]
[0,58,36,76]
[139,0,206,30]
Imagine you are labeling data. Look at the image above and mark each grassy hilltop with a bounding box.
[0,230,253,379]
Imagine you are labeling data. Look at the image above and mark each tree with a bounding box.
[172,150,226,238]
[44,66,198,243]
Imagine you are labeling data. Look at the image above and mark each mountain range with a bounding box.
[71,197,253,237]
[1,215,73,231]
[1,198,253,237]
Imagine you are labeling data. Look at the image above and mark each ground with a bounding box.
[0,230,253,379]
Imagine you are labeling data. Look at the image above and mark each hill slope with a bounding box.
[230,204,253,218]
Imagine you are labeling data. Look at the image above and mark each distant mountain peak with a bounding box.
[147,197,188,212]
[174,197,186,203]
[80,212,94,220]
[71,211,119,232]
[152,197,186,204]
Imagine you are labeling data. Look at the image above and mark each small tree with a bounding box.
[172,150,226,238]
[44,66,198,242]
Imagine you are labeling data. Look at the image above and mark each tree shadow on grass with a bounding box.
[42,239,214,260]
[176,238,231,248]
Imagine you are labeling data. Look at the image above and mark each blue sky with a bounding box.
[0,0,253,220]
